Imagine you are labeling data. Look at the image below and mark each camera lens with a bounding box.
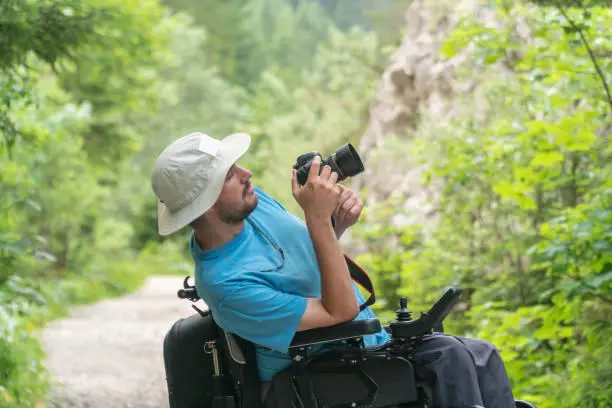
[332,144,364,180]
[294,144,364,185]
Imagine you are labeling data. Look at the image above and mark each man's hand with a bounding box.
[332,185,363,239]
[291,156,342,223]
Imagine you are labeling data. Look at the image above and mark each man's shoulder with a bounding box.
[195,253,271,290]
[197,268,281,312]
[194,261,252,304]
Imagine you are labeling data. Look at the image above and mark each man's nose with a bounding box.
[235,166,252,180]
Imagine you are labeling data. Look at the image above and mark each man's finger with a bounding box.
[328,170,339,185]
[291,169,300,196]
[334,187,350,213]
[350,200,364,221]
[320,164,332,180]
[339,186,351,201]
[337,196,356,220]
[307,155,322,182]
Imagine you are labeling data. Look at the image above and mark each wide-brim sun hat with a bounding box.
[151,132,251,236]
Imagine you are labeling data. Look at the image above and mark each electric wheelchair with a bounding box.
[163,258,536,408]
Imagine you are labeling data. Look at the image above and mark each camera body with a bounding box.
[293,143,365,185]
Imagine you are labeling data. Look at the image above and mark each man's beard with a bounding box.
[218,195,258,225]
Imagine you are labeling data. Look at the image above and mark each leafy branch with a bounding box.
[556,0,612,115]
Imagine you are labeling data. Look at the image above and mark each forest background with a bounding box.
[0,0,610,407]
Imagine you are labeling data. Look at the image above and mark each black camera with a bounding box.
[293,143,365,185]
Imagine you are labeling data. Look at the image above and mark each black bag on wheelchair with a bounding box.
[163,312,231,408]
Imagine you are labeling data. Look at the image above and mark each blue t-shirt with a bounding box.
[190,187,390,381]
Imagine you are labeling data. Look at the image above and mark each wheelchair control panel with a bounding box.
[390,287,463,340]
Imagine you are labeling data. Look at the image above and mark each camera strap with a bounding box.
[344,255,376,311]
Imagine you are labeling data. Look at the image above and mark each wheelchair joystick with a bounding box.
[390,288,463,340]
[396,297,413,322]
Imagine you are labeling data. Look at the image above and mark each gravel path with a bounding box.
[42,276,206,408]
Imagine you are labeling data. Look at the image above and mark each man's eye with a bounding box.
[225,165,236,181]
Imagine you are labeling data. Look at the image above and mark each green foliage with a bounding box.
[161,0,255,86]
[0,307,47,407]
[161,0,330,88]
[357,2,611,406]
[312,0,414,45]
[528,0,612,6]
[0,0,95,152]
[0,0,94,69]
[57,0,176,167]
[240,0,334,86]
[162,0,405,89]
[0,0,182,405]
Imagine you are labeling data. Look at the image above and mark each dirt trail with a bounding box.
[42,276,205,408]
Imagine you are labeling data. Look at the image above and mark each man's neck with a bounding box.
[194,219,245,251]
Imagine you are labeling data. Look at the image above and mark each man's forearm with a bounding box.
[306,216,359,321]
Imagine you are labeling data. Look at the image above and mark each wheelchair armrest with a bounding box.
[289,318,382,349]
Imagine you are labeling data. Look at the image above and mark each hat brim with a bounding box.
[157,132,251,236]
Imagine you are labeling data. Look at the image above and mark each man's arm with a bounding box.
[291,157,360,331]
[298,217,359,330]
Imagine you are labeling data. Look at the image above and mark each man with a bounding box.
[151,131,516,408]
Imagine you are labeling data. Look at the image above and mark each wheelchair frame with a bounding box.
[170,276,536,408]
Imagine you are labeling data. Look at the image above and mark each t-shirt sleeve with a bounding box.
[218,282,308,353]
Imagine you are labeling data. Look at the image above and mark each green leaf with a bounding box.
[589,271,612,288]
[566,131,596,152]
[531,151,564,167]
[440,40,460,59]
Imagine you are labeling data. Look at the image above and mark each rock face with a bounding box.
[354,0,499,227]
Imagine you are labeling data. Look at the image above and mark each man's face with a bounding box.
[213,164,258,224]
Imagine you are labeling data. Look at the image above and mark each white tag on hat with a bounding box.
[197,133,220,157]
